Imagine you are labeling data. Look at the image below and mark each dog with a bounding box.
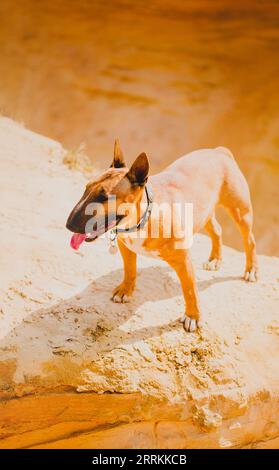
[66,140,258,332]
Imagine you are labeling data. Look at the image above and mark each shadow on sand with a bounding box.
[0,264,242,362]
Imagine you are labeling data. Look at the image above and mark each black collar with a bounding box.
[113,183,154,234]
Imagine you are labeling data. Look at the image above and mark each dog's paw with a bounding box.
[244,267,258,282]
[180,314,200,333]
[203,258,221,271]
[111,283,134,303]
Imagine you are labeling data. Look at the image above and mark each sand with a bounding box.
[0,117,279,448]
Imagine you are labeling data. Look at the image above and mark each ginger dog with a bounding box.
[66,140,258,332]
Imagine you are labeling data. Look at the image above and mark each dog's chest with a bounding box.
[119,233,161,259]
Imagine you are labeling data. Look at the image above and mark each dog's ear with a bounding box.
[126,152,149,186]
[111,139,126,168]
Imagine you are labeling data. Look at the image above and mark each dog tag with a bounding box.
[109,231,118,255]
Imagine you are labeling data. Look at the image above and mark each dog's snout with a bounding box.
[66,217,78,233]
[66,218,79,233]
[66,209,85,233]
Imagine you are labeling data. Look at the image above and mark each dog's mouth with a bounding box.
[70,215,123,251]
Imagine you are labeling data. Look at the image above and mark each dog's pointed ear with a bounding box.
[111,139,126,168]
[126,152,149,186]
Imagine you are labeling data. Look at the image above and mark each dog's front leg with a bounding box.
[111,238,137,303]
[164,250,201,332]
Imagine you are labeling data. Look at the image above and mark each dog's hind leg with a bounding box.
[203,214,222,271]
[219,159,258,282]
[220,160,258,281]
[228,207,258,282]
[111,238,137,302]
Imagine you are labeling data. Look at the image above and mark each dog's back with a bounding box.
[151,146,251,233]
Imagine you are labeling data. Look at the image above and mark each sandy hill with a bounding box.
[0,117,278,449]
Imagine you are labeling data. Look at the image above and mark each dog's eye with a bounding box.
[96,190,108,203]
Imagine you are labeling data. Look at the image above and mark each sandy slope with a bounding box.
[0,117,279,448]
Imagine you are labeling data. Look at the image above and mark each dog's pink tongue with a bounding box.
[70,233,87,250]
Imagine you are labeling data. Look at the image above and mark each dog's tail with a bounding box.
[216,146,235,160]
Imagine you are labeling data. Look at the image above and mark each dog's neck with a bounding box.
[114,183,153,234]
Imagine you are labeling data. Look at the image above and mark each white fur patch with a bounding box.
[120,234,161,259]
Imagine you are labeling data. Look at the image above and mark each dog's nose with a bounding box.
[66,214,84,233]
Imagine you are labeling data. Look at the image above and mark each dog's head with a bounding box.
[66,140,149,249]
